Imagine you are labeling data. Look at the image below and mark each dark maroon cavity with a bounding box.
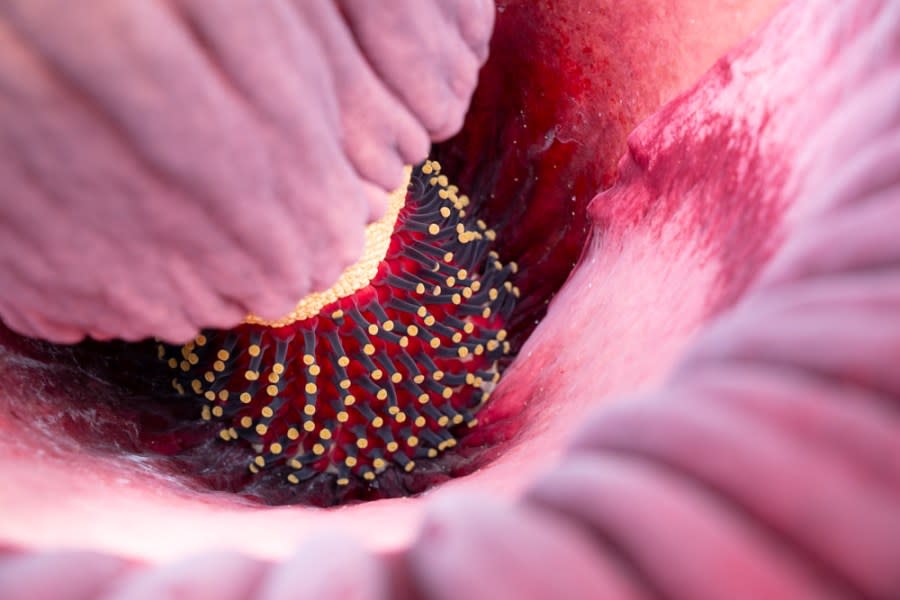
[154,162,519,504]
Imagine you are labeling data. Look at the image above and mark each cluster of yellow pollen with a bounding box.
[244,166,413,328]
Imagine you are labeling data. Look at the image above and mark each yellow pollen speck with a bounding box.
[305,383,318,395]
[204,390,215,401]
[332,309,345,320]
[211,406,224,417]
[337,411,349,423]
[430,338,441,349]
[287,474,299,484]
[418,393,429,404]
[391,372,403,384]
[218,390,229,401]
[395,412,407,423]
[240,417,253,429]
[270,443,283,455]
[373,458,387,470]
[364,471,376,481]
[266,384,279,397]
[303,354,315,366]
[272,363,285,375]
[433,370,444,381]
[399,336,409,348]
[287,427,300,440]
[428,223,440,235]
[268,372,280,384]
[458,347,470,358]
[216,350,230,361]
[338,356,350,368]
[372,416,385,428]
[424,315,436,326]
[261,406,274,418]
[414,375,425,384]
[442,387,453,400]
[255,424,268,435]
[386,441,399,453]
[497,329,508,341]
[313,443,326,455]
[308,364,321,376]
[289,459,303,469]
[344,394,356,406]
[345,456,358,468]
[304,404,316,416]
[368,324,379,335]
[405,461,416,472]
[249,463,260,474]
[248,344,261,357]
[428,448,439,458]
[244,370,258,381]
[167,358,178,369]
[340,379,352,390]
[319,429,332,441]
[356,438,369,449]
[213,360,226,372]
[383,320,395,331]
[364,344,376,356]
[417,306,428,318]
[240,392,253,404]
[254,456,266,467]
[371,369,383,381]
[201,406,211,421]
[452,332,463,343]
[415,283,426,294]
[376,389,388,401]
[407,325,419,336]
[415,416,426,427]
[438,416,450,427]
[245,168,411,327]
[304,421,316,432]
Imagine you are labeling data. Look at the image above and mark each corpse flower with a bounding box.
[2,0,899,598]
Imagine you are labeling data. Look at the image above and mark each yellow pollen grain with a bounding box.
[364,344,376,356]
[417,306,428,318]
[289,459,303,469]
[383,320,395,332]
[376,389,388,401]
[340,379,352,390]
[371,369,383,381]
[211,406,224,417]
[373,458,387,470]
[319,428,332,441]
[391,372,403,384]
[305,383,318,395]
[261,406,274,418]
[213,360,226,372]
[407,325,419,336]
[255,424,268,435]
[245,167,412,327]
[218,390,229,401]
[395,412,407,424]
[217,350,230,361]
[356,438,368,449]
[204,390,215,401]
[287,474,300,484]
[424,315,436,326]
[345,456,358,468]
[313,443,326,455]
[372,416,385,428]
[429,338,441,349]
[248,344,261,357]
[344,394,356,406]
[270,443,283,455]
[303,354,315,366]
[364,471,376,481]
[254,456,266,467]
[418,393,430,404]
[308,364,321,376]
[268,372,280,384]
[272,363,285,375]
[414,416,426,427]
[399,336,409,348]
[428,448,439,458]
[368,324,379,335]
[303,421,316,432]
[386,441,399,453]
[240,392,253,404]
[287,427,300,440]
[428,223,440,235]
[266,384,279,397]
[338,356,350,368]
[304,404,316,416]
[337,411,349,423]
